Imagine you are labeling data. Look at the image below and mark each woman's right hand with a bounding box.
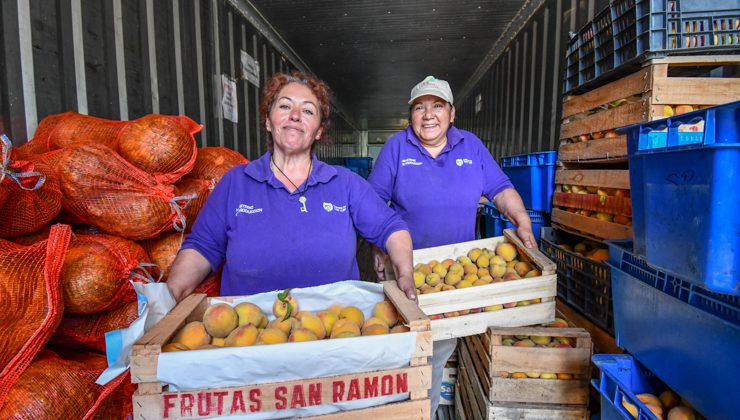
[372,245,387,281]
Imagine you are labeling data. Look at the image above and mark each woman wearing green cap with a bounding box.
[368,75,534,414]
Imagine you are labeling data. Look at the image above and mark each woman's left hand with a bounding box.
[396,274,418,301]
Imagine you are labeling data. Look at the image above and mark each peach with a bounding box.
[299,312,326,339]
[499,371,510,378]
[457,256,472,265]
[173,321,211,350]
[390,324,410,333]
[622,397,638,419]
[202,303,239,338]
[646,405,663,418]
[362,323,390,336]
[268,317,298,335]
[588,248,609,262]
[234,302,265,328]
[211,337,226,347]
[427,259,439,268]
[525,372,541,378]
[663,105,675,117]
[257,327,288,344]
[514,262,532,277]
[557,336,574,346]
[549,318,569,328]
[432,263,448,277]
[458,309,471,315]
[441,284,457,291]
[539,372,557,379]
[667,406,696,420]
[495,243,518,262]
[503,302,517,308]
[339,306,365,326]
[484,304,503,311]
[318,310,339,336]
[511,372,528,379]
[428,314,444,320]
[463,273,478,283]
[425,273,442,287]
[556,373,573,380]
[413,271,426,288]
[456,280,473,289]
[416,264,432,275]
[660,390,681,411]
[162,342,189,352]
[448,263,464,275]
[463,263,478,275]
[333,330,361,339]
[506,261,518,268]
[524,269,541,278]
[637,394,661,408]
[441,258,455,269]
[513,339,535,347]
[503,272,521,281]
[225,324,259,346]
[675,104,694,115]
[475,254,490,268]
[468,248,482,262]
[373,301,398,327]
[490,262,506,277]
[443,311,460,318]
[473,278,492,286]
[531,336,551,346]
[477,268,490,278]
[502,338,515,346]
[289,327,319,342]
[330,318,361,338]
[272,295,298,319]
[363,316,389,329]
[258,316,268,329]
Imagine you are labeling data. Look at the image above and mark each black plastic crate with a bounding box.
[540,227,614,333]
[594,7,615,77]
[564,33,581,93]
[578,23,596,86]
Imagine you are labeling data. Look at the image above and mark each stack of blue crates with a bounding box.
[481,151,556,241]
[326,157,373,179]
[592,101,740,419]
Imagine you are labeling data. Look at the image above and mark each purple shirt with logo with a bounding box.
[182,152,408,295]
[368,126,513,249]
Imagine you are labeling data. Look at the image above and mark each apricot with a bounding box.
[390,324,410,333]
[162,342,189,352]
[373,301,398,327]
[299,312,326,338]
[225,324,259,347]
[173,321,210,350]
[667,406,695,420]
[362,323,390,336]
[202,303,239,338]
[330,318,361,338]
[495,243,518,262]
[234,302,265,328]
[257,327,288,344]
[289,327,319,342]
[317,310,339,336]
[514,262,532,277]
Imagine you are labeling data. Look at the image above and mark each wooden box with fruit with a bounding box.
[551,168,632,240]
[455,317,591,420]
[130,281,432,419]
[411,229,557,341]
[559,55,740,163]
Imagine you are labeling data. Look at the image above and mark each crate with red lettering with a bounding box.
[130,281,432,419]
[411,229,557,341]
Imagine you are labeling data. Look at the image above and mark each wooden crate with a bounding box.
[455,349,588,420]
[130,281,432,419]
[559,55,740,163]
[551,168,632,240]
[413,230,557,341]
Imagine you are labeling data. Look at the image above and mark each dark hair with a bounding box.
[260,71,332,150]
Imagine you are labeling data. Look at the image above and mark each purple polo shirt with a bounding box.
[368,126,513,249]
[182,152,408,295]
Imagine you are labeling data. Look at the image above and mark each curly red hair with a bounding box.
[260,71,332,150]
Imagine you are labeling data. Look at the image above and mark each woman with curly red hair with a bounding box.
[167,71,417,301]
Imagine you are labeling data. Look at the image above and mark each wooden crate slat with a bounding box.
[490,346,592,375]
[562,67,652,118]
[503,229,556,275]
[458,345,487,420]
[462,338,491,392]
[309,399,431,420]
[554,169,630,189]
[133,365,431,419]
[488,402,588,419]
[488,377,589,405]
[430,301,556,341]
[456,364,476,420]
[418,275,556,315]
[551,208,632,240]
[487,326,590,339]
[558,136,628,162]
[465,336,492,382]
[652,77,740,106]
[552,193,632,217]
[561,100,648,140]
[382,281,429,330]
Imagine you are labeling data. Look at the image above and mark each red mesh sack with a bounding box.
[187,146,248,182]
[174,178,213,232]
[0,224,72,408]
[0,350,129,419]
[0,136,62,238]
[117,114,200,183]
[93,376,136,420]
[29,112,123,152]
[50,300,139,353]
[62,234,154,314]
[58,143,192,240]
[139,231,184,280]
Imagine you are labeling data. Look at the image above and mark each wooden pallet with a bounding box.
[455,336,589,420]
[413,230,557,341]
[130,282,433,419]
[559,55,740,163]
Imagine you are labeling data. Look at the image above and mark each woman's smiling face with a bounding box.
[410,95,455,147]
[266,82,323,154]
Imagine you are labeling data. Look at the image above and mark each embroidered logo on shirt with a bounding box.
[323,202,347,212]
[456,158,473,166]
[401,158,423,166]
[235,204,263,216]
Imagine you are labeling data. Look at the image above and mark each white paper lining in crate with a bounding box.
[157,281,417,414]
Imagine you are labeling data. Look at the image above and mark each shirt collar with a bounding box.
[405,125,465,155]
[244,151,337,189]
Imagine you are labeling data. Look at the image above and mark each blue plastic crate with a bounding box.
[605,240,740,418]
[621,100,740,295]
[593,354,673,420]
[500,151,557,212]
[481,203,549,241]
[344,157,372,171]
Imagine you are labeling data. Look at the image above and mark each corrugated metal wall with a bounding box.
[0,0,359,160]
[456,0,610,160]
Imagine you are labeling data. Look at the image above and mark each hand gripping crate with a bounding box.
[550,168,632,241]
[130,281,433,419]
[455,321,591,420]
[559,55,740,164]
[412,230,557,341]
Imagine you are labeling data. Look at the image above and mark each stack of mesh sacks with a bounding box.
[0,113,249,418]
